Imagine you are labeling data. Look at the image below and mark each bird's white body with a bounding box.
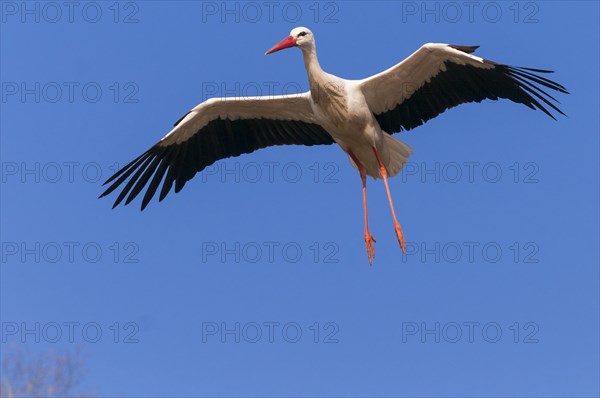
[303,66,411,179]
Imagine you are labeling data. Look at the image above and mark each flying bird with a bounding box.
[100,27,568,265]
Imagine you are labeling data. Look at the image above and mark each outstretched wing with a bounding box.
[359,43,568,133]
[100,93,333,210]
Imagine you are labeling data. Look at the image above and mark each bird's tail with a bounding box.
[346,133,413,178]
[382,133,413,178]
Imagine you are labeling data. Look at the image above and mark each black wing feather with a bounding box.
[100,117,333,209]
[375,59,569,133]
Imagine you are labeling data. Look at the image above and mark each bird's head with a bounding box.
[265,27,314,55]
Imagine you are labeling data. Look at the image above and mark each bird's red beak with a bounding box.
[265,35,297,55]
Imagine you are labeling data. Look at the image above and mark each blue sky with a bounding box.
[1,1,598,397]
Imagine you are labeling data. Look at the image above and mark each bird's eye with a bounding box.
[298,31,307,37]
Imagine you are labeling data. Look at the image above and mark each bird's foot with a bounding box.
[364,231,376,265]
[394,222,406,253]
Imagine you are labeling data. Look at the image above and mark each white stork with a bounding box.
[100,27,567,265]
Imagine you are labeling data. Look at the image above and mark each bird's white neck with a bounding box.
[300,45,325,83]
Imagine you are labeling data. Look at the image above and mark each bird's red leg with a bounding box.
[348,150,376,265]
[372,146,406,253]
